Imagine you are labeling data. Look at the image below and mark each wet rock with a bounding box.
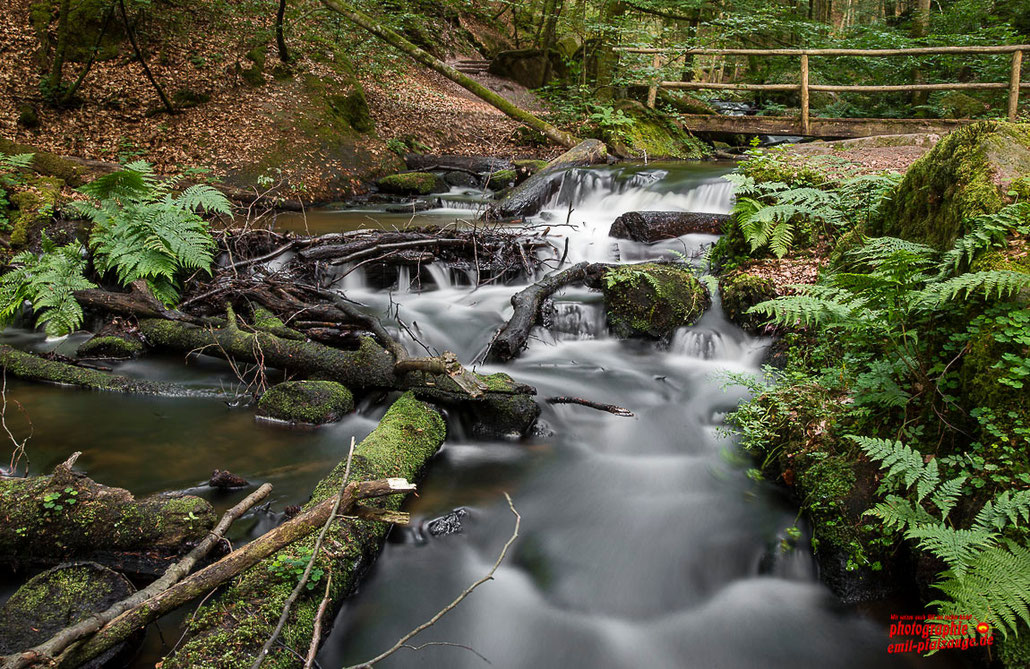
[256,380,354,425]
[487,140,608,219]
[404,154,512,173]
[602,263,710,338]
[426,507,470,537]
[485,169,517,190]
[76,334,144,359]
[609,211,730,242]
[719,271,778,333]
[0,562,140,666]
[209,469,249,489]
[444,171,479,188]
[376,172,447,196]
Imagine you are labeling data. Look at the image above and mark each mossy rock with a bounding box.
[76,335,144,359]
[602,263,710,338]
[0,562,139,664]
[8,175,62,248]
[659,91,717,115]
[937,91,990,119]
[612,99,711,160]
[376,172,445,196]
[877,121,1030,250]
[257,380,354,425]
[720,272,777,333]
[485,169,516,190]
[171,88,211,108]
[241,65,265,87]
[0,138,88,186]
[17,103,39,129]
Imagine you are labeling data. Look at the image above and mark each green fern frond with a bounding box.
[848,435,927,489]
[932,542,1030,638]
[905,525,998,573]
[930,477,967,520]
[919,270,1030,305]
[973,490,1030,532]
[748,294,854,327]
[865,494,937,531]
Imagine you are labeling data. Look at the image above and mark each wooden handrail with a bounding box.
[622,44,1027,124]
[616,45,1030,56]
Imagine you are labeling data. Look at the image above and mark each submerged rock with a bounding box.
[602,263,710,338]
[209,469,249,489]
[426,507,470,537]
[76,335,144,359]
[257,380,355,425]
[876,120,1030,249]
[0,562,140,665]
[609,211,730,242]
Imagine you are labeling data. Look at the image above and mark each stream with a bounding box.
[1,162,925,668]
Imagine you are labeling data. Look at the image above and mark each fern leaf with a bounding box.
[932,542,1030,638]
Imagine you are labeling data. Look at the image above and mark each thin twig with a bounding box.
[345,493,521,669]
[303,572,333,669]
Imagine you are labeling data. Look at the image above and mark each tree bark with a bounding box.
[487,262,610,361]
[276,0,290,62]
[117,0,174,114]
[0,345,182,396]
[45,0,72,96]
[0,455,216,570]
[319,0,582,148]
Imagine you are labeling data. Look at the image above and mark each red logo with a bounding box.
[976,623,990,635]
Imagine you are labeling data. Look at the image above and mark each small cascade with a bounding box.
[670,328,726,360]
[546,302,606,341]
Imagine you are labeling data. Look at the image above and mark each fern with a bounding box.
[849,435,927,489]
[72,162,230,305]
[0,234,96,336]
[932,542,1030,639]
[942,202,1030,274]
[917,270,1030,306]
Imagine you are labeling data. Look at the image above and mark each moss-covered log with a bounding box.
[486,139,609,219]
[0,458,216,569]
[256,380,354,425]
[163,392,446,669]
[602,263,711,338]
[0,345,178,395]
[876,120,1030,249]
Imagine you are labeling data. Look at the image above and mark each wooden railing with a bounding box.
[616,45,1029,133]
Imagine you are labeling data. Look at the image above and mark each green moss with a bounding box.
[376,172,441,195]
[998,633,1030,669]
[937,91,989,119]
[17,104,39,129]
[0,138,87,186]
[877,121,1030,250]
[0,344,171,394]
[602,263,710,338]
[720,272,777,333]
[613,99,711,160]
[76,335,143,359]
[251,305,285,330]
[245,45,267,69]
[486,169,516,189]
[171,88,211,108]
[241,65,265,87]
[513,159,548,174]
[7,175,61,247]
[256,380,354,425]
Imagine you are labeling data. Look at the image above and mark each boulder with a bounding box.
[488,48,566,89]
[601,263,710,338]
[609,211,730,242]
[256,380,355,425]
[376,172,447,196]
[719,272,778,333]
[0,562,140,666]
[487,139,608,219]
[76,335,144,359]
[876,121,1030,249]
[612,99,711,160]
[444,170,479,188]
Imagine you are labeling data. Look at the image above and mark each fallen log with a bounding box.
[0,454,216,570]
[608,211,731,242]
[485,139,609,220]
[161,392,446,668]
[404,154,513,174]
[0,345,182,396]
[0,484,271,669]
[487,262,609,362]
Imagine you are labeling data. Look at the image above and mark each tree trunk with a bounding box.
[46,0,72,96]
[161,393,446,669]
[276,0,289,62]
[319,0,581,148]
[117,0,174,114]
[594,0,626,101]
[0,345,182,396]
[0,455,216,571]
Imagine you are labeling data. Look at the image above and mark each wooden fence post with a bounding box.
[1010,49,1024,122]
[648,52,661,108]
[800,53,811,134]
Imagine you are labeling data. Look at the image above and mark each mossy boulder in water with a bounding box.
[612,99,711,160]
[77,335,144,359]
[257,380,354,425]
[720,272,777,333]
[376,172,445,196]
[602,263,710,338]
[877,121,1030,250]
[0,562,139,664]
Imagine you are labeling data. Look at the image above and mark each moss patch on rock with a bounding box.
[602,263,710,338]
[720,272,777,333]
[376,172,443,195]
[613,99,711,160]
[0,562,137,659]
[877,121,1030,249]
[7,175,62,248]
[76,335,144,359]
[256,380,354,425]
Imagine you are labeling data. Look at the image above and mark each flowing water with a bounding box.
[1,162,929,667]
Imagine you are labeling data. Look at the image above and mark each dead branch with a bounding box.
[546,396,634,417]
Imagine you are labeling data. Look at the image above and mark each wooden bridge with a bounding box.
[616,45,1029,138]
